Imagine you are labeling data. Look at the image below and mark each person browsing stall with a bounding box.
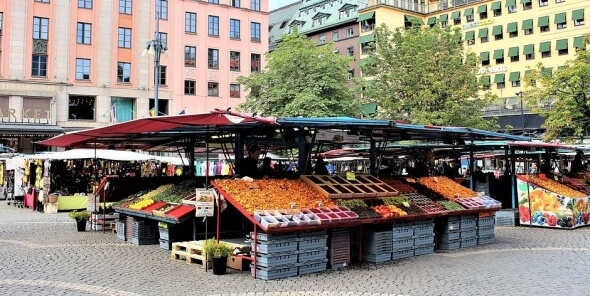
[240,144,262,178]
[413,149,434,177]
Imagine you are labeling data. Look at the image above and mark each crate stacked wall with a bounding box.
[477,214,496,245]
[297,230,329,275]
[328,228,351,269]
[250,232,299,280]
[437,215,479,250]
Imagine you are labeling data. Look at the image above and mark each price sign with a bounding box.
[433,177,439,183]
[346,171,356,181]
[406,178,416,183]
[195,188,215,217]
[402,201,410,208]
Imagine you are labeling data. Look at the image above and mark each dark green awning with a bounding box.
[538,16,549,27]
[509,72,520,82]
[450,11,460,20]
[539,41,551,52]
[427,17,437,25]
[359,34,375,44]
[357,12,375,22]
[405,15,424,25]
[523,44,534,55]
[520,0,531,3]
[505,97,519,105]
[558,65,567,70]
[477,5,487,13]
[505,0,516,6]
[574,36,586,48]
[492,25,503,35]
[481,75,491,85]
[465,8,474,17]
[440,14,449,21]
[478,28,489,38]
[493,49,504,59]
[361,102,378,115]
[507,22,518,33]
[480,51,490,62]
[556,39,568,50]
[525,69,534,77]
[494,73,505,83]
[522,19,533,30]
[554,12,566,24]
[491,1,502,10]
[465,31,475,40]
[542,67,552,77]
[572,9,585,21]
[508,46,519,57]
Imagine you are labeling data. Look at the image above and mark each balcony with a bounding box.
[362,24,376,32]
[367,0,488,15]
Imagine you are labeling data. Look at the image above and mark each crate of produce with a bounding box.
[159,228,169,240]
[254,251,298,267]
[438,230,461,242]
[391,248,414,260]
[362,253,392,263]
[298,247,328,264]
[392,237,414,251]
[298,235,328,250]
[460,228,477,239]
[413,223,434,236]
[478,215,495,227]
[413,234,434,247]
[414,243,435,256]
[437,239,461,250]
[477,225,495,237]
[478,235,496,245]
[460,218,477,230]
[298,259,328,275]
[159,239,171,250]
[460,237,477,248]
[251,265,298,281]
[252,239,298,254]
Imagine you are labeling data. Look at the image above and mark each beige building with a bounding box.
[358,0,588,132]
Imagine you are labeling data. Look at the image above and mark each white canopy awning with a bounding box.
[33,149,157,162]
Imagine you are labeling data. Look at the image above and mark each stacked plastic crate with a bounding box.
[477,214,496,245]
[459,215,478,248]
[362,230,393,263]
[116,218,126,241]
[128,217,159,245]
[328,228,350,269]
[438,216,462,250]
[495,209,517,227]
[391,222,414,260]
[158,223,171,250]
[298,230,328,275]
[413,219,435,256]
[250,233,299,280]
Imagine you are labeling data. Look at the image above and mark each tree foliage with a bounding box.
[523,34,590,142]
[237,32,360,117]
[360,23,497,129]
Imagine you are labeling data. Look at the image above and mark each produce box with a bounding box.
[298,247,328,264]
[460,228,477,239]
[252,239,298,254]
[413,234,434,247]
[227,255,249,271]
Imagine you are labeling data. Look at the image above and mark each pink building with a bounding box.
[0,0,268,153]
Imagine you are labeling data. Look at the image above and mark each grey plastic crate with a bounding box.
[391,248,414,260]
[438,230,461,242]
[298,235,328,250]
[253,232,298,242]
[438,240,461,250]
[299,230,327,238]
[392,237,414,250]
[478,216,495,227]
[392,226,414,237]
[329,262,348,270]
[129,237,158,245]
[442,221,461,231]
[252,265,298,280]
[460,237,477,248]
[116,221,126,241]
[460,228,477,239]
[414,244,435,256]
[478,235,496,245]
[460,219,477,230]
[447,216,461,222]
[363,244,393,254]
[253,239,298,254]
[298,260,328,275]
[477,225,495,237]
[414,219,435,226]
[461,214,477,221]
[254,251,298,267]
[159,228,169,240]
[365,231,393,240]
[362,253,392,263]
[414,223,435,236]
[298,248,328,264]
[392,221,414,228]
[159,239,171,250]
[414,234,434,247]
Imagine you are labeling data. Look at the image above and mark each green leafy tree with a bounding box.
[523,34,590,142]
[237,31,360,117]
[360,23,497,129]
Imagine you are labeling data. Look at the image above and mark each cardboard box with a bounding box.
[227,255,249,271]
[44,202,58,214]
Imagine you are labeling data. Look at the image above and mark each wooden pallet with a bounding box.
[170,241,211,268]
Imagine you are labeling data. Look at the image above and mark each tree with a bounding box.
[523,34,590,142]
[360,23,497,129]
[237,31,360,117]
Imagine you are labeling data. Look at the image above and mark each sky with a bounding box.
[269,0,300,11]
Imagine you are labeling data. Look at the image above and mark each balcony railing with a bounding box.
[362,24,376,32]
[482,104,554,117]
[368,0,488,15]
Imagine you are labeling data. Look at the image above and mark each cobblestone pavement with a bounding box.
[1,202,589,296]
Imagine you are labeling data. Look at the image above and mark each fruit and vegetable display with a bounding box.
[349,207,381,219]
[379,178,417,193]
[418,177,478,200]
[523,175,587,198]
[128,198,155,210]
[401,193,447,213]
[437,201,465,211]
[371,205,408,218]
[382,196,409,207]
[337,199,367,209]
[213,179,334,214]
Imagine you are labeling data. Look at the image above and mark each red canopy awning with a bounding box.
[38,110,277,148]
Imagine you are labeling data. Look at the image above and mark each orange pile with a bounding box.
[526,175,587,198]
[214,179,335,214]
[418,177,478,200]
[371,205,408,218]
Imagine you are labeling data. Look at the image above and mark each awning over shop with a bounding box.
[357,11,375,22]
[0,123,64,137]
[358,34,375,44]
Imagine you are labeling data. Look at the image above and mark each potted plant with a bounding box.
[69,210,91,232]
[203,239,234,275]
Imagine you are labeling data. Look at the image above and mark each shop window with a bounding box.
[184,80,196,95]
[511,56,519,62]
[208,82,219,97]
[68,95,95,120]
[111,97,135,122]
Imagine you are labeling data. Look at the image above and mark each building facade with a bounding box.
[0,0,267,152]
[358,0,588,132]
[269,1,301,51]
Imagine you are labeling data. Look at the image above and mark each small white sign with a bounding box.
[195,188,215,217]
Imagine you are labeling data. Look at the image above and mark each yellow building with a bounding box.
[357,0,588,131]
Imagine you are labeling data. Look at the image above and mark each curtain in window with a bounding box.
[112,97,134,122]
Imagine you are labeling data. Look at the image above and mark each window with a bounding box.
[111,97,135,122]
[230,19,240,39]
[318,35,326,44]
[523,1,532,10]
[184,80,196,95]
[208,16,219,36]
[453,18,460,26]
[539,0,548,6]
[332,31,339,41]
[251,53,261,72]
[75,58,90,80]
[481,52,490,66]
[119,0,132,14]
[509,31,518,38]
[185,46,196,67]
[230,84,240,98]
[148,99,168,116]
[156,0,168,19]
[185,12,196,33]
[480,12,487,20]
[348,69,354,80]
[494,31,503,40]
[466,15,474,22]
[251,22,261,41]
[511,55,519,62]
[158,32,167,46]
[231,0,240,7]
[76,23,91,44]
[497,82,505,89]
[250,0,260,11]
[539,16,550,32]
[555,13,567,29]
[31,55,47,77]
[508,5,517,13]
[158,65,166,85]
[33,17,49,40]
[208,48,219,69]
[512,80,521,87]
[525,28,533,35]
[495,55,504,64]
[346,46,354,56]
[78,0,92,8]
[346,27,354,37]
[493,7,502,16]
[481,36,488,43]
[230,51,240,71]
[117,62,131,83]
[441,21,447,28]
[118,28,131,48]
[68,96,95,120]
[558,48,568,55]
[556,39,568,56]
[339,6,355,19]
[542,51,551,58]
[35,0,50,2]
[573,9,585,26]
[208,82,219,97]
[209,0,219,3]
[526,53,534,60]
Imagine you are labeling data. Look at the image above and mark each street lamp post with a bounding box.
[516,91,525,135]
[142,1,167,117]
